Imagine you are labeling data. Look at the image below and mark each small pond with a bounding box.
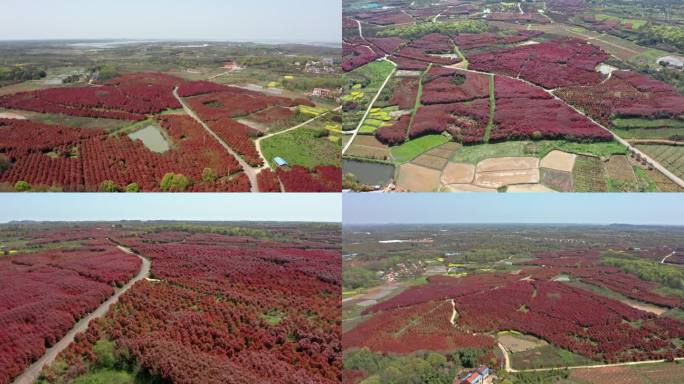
[129,126,170,153]
[343,159,395,186]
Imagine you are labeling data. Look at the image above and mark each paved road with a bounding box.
[172,87,260,192]
[12,246,150,384]
[342,58,397,154]
[254,106,342,170]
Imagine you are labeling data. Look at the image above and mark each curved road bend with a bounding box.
[172,87,260,192]
[12,246,150,384]
[254,106,342,171]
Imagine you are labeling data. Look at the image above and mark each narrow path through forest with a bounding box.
[12,244,150,384]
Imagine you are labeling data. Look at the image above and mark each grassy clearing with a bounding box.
[450,140,628,164]
[594,14,647,29]
[70,370,138,384]
[612,117,684,129]
[510,344,599,370]
[390,134,449,163]
[261,127,341,169]
[613,128,684,140]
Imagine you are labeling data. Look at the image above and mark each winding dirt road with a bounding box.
[254,106,342,170]
[172,87,260,192]
[12,245,150,384]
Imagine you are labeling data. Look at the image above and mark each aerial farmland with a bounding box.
[342,194,684,384]
[0,9,342,192]
[0,220,342,384]
[342,0,684,192]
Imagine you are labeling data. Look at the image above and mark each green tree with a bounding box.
[160,173,190,192]
[14,181,31,191]
[125,183,140,192]
[202,167,216,182]
[99,180,118,192]
[93,339,116,368]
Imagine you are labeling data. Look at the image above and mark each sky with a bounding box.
[343,194,684,226]
[0,194,341,223]
[0,0,341,43]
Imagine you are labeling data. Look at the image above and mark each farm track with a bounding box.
[254,106,342,170]
[12,244,150,384]
[342,58,397,155]
[661,251,675,264]
[172,87,260,192]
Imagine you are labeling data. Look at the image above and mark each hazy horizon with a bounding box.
[344,194,684,226]
[0,0,341,43]
[0,194,341,223]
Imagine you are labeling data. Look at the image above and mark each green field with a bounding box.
[573,155,608,192]
[390,134,449,163]
[510,344,599,370]
[637,145,684,180]
[449,140,628,164]
[612,118,684,129]
[260,127,341,169]
[594,13,648,29]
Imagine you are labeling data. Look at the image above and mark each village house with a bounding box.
[456,367,491,384]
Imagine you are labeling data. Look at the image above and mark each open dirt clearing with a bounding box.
[541,168,574,192]
[412,154,449,170]
[499,334,548,353]
[476,157,539,173]
[605,155,637,182]
[474,168,540,189]
[621,300,668,316]
[396,163,442,191]
[540,150,576,172]
[0,112,26,120]
[347,135,390,159]
[441,163,476,184]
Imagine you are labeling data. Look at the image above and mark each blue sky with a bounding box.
[0,0,341,43]
[0,194,341,223]
[344,194,684,225]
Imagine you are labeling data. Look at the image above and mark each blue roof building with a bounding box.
[273,157,288,167]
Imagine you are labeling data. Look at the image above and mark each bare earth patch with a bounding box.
[474,169,540,189]
[412,154,449,170]
[620,300,668,316]
[540,150,576,172]
[425,148,455,159]
[499,334,548,353]
[541,168,574,192]
[347,135,390,159]
[441,163,476,184]
[571,366,647,384]
[396,163,442,192]
[605,155,637,182]
[0,112,26,120]
[506,184,556,192]
[476,157,539,173]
